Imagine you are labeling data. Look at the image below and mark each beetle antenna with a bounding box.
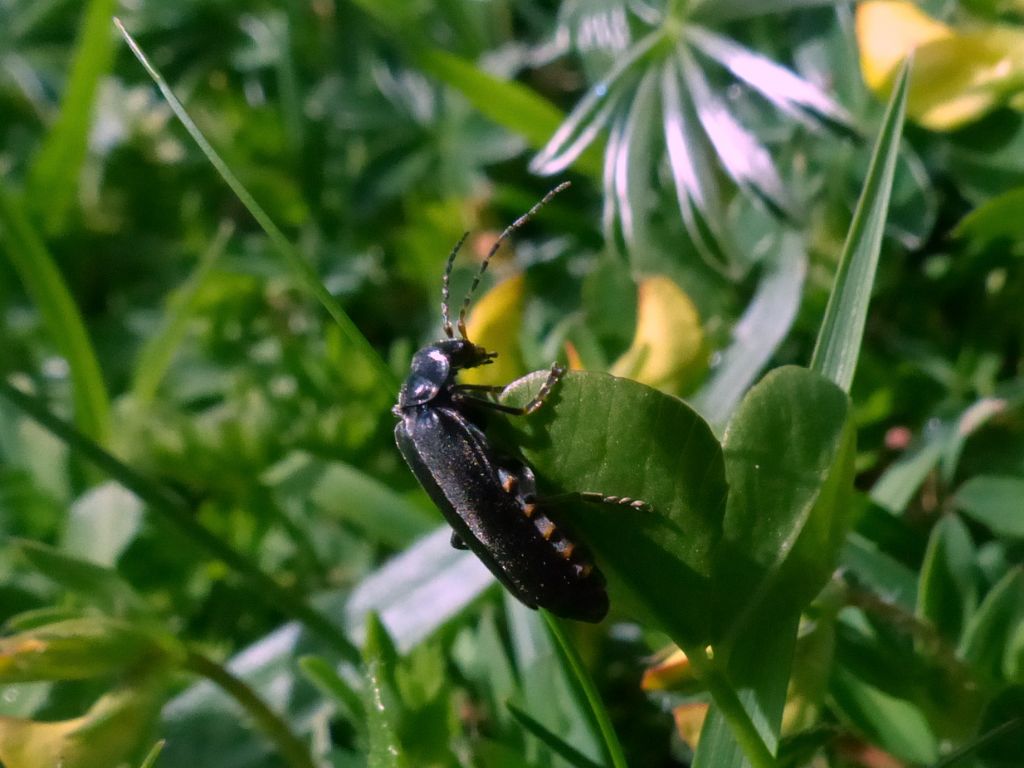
[441,232,470,338]
[457,181,570,338]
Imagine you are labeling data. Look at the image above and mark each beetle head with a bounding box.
[397,340,496,409]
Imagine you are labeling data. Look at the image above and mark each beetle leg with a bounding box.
[454,363,564,415]
[578,492,653,513]
[450,531,470,550]
[452,383,506,394]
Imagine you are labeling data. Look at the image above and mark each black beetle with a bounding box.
[393,183,640,623]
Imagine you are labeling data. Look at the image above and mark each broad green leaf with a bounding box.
[960,568,1024,683]
[829,666,938,764]
[714,366,855,642]
[363,615,409,768]
[841,533,918,610]
[954,476,1024,539]
[810,60,909,392]
[12,539,148,617]
[0,617,182,682]
[413,48,602,179]
[917,515,978,643]
[0,186,110,444]
[500,370,727,648]
[25,0,117,233]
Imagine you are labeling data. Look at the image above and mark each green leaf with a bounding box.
[953,186,1024,251]
[298,655,366,730]
[0,617,182,683]
[960,568,1024,683]
[131,221,233,404]
[691,231,807,430]
[265,452,436,550]
[0,186,111,444]
[955,476,1024,539]
[413,49,602,179]
[829,666,938,764]
[542,612,627,768]
[363,614,409,768]
[810,60,910,392]
[114,19,397,393]
[12,539,148,617]
[917,515,978,643]
[499,370,727,648]
[138,740,166,768]
[714,366,855,642]
[506,702,604,768]
[25,0,118,233]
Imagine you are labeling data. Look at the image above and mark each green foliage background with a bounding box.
[0,1,1022,767]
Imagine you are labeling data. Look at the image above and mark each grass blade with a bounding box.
[137,740,166,768]
[25,0,117,233]
[542,611,629,768]
[0,183,110,444]
[131,220,233,404]
[810,60,910,392]
[506,702,605,768]
[0,379,360,665]
[113,18,397,392]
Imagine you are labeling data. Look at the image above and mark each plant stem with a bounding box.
[0,379,360,665]
[687,648,776,768]
[186,649,317,768]
[542,612,629,768]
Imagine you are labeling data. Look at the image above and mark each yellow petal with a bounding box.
[857,1,952,92]
[610,276,706,395]
[461,274,527,386]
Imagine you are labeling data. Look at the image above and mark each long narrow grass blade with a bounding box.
[137,740,166,768]
[686,26,854,130]
[113,18,397,391]
[0,379,360,665]
[613,69,658,258]
[506,702,605,768]
[541,611,629,768]
[0,184,110,444]
[131,220,234,404]
[810,61,911,392]
[26,0,117,233]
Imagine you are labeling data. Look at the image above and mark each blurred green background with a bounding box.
[1,1,1023,767]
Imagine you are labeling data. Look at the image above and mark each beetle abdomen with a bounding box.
[395,407,608,622]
